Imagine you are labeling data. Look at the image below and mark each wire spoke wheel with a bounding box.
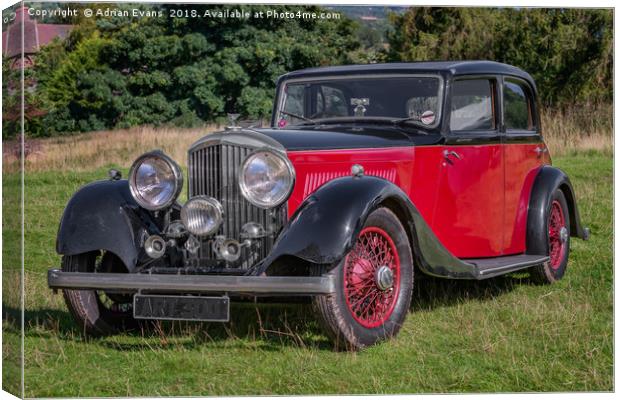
[344,227,401,328]
[95,254,133,315]
[312,207,413,350]
[62,251,138,335]
[531,189,571,284]
[548,199,567,270]
[95,291,133,314]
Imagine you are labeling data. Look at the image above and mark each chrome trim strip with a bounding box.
[48,269,336,295]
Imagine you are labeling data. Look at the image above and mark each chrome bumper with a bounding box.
[47,269,335,295]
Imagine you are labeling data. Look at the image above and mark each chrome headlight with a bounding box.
[129,151,183,211]
[239,149,295,209]
[181,196,223,236]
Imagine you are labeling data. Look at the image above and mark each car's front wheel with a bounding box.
[312,207,414,350]
[62,251,138,335]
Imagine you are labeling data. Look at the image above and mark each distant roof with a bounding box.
[279,61,536,88]
[2,7,73,58]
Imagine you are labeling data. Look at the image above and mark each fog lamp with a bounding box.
[181,196,223,236]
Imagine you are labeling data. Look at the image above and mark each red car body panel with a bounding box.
[287,142,547,259]
[287,147,414,218]
[432,144,505,257]
[502,143,550,254]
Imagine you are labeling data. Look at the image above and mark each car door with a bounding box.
[432,76,505,258]
[501,77,549,255]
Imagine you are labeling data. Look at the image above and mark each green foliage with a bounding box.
[387,8,613,106]
[5,5,612,138]
[2,57,50,139]
[23,4,360,135]
[44,34,111,108]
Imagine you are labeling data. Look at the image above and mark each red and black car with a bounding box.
[49,61,589,349]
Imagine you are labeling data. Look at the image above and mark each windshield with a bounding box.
[275,75,443,129]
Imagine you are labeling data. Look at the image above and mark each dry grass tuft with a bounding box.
[3,124,221,173]
[541,104,613,157]
[2,105,612,173]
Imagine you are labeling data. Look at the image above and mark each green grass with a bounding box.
[2,152,613,396]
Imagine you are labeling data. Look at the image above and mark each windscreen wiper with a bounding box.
[279,111,316,124]
[391,116,421,125]
[392,110,437,126]
[389,116,433,135]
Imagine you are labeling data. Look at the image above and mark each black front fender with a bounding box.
[260,175,474,278]
[56,180,160,272]
[526,166,589,256]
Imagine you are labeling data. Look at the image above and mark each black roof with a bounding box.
[279,61,536,88]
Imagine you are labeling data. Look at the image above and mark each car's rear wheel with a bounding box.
[62,251,138,335]
[312,207,414,350]
[531,189,571,284]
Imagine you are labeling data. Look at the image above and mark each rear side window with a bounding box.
[450,79,495,131]
[504,79,535,131]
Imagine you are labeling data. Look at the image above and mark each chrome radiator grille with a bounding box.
[188,143,287,268]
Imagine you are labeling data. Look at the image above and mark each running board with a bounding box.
[464,254,549,280]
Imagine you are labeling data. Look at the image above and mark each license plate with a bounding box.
[133,294,229,322]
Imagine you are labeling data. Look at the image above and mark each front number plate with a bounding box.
[133,294,229,322]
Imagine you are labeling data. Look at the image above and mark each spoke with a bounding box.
[349,279,376,290]
[348,287,377,310]
[359,291,382,320]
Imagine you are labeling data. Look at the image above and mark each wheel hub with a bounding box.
[375,265,394,291]
[349,258,373,294]
[560,226,568,243]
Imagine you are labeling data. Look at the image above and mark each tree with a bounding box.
[37,4,361,134]
[386,7,613,105]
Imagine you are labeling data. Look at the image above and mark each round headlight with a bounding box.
[181,196,223,236]
[129,151,183,211]
[239,150,295,209]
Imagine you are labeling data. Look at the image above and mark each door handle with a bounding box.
[443,150,462,160]
[534,146,548,156]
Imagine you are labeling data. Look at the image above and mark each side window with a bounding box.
[504,79,535,131]
[450,79,495,131]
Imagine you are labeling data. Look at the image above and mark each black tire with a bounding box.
[62,252,138,336]
[312,207,414,350]
[531,189,571,284]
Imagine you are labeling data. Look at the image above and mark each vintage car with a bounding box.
[48,61,589,350]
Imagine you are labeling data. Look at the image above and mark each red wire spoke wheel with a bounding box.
[531,189,571,284]
[548,199,568,270]
[312,207,413,350]
[343,227,401,328]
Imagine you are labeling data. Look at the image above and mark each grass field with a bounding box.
[1,126,614,396]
